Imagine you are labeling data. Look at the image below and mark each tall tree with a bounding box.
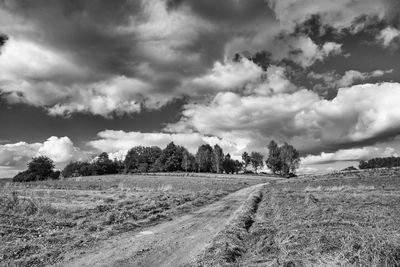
[28,156,55,179]
[222,154,235,174]
[142,146,162,172]
[279,143,300,176]
[234,160,243,174]
[62,161,92,177]
[125,146,162,173]
[195,144,214,172]
[242,152,251,170]
[250,152,264,173]
[266,140,281,174]
[157,142,185,172]
[93,152,118,175]
[212,144,224,173]
[150,158,165,172]
[124,146,146,173]
[182,149,196,172]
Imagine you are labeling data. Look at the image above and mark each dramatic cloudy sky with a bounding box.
[1,0,400,177]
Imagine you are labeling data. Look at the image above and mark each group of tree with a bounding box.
[241,151,264,173]
[60,142,246,178]
[13,156,60,182]
[359,157,400,169]
[265,141,300,177]
[13,140,301,181]
[61,152,123,178]
[241,140,301,177]
[123,143,243,174]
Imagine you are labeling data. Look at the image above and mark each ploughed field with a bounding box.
[0,173,265,266]
[195,172,400,266]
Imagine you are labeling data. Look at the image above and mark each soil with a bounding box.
[58,183,267,267]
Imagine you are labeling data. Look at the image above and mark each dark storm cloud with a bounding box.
[0,0,142,78]
[2,0,400,171]
[168,0,273,24]
[0,0,282,116]
[383,0,400,24]
[0,0,225,105]
[1,0,398,111]
[242,13,399,100]
[165,0,279,63]
[293,15,341,45]
[0,0,230,115]
[0,0,273,80]
[313,129,400,155]
[164,0,278,70]
[166,0,184,10]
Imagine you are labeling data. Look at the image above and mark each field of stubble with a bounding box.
[196,170,400,267]
[0,173,264,266]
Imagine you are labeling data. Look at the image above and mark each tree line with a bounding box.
[359,157,400,169]
[13,140,300,182]
[62,142,245,177]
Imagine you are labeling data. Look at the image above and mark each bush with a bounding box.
[285,172,297,178]
[13,170,36,182]
[62,153,122,178]
[13,156,59,182]
[50,170,61,179]
[342,166,358,172]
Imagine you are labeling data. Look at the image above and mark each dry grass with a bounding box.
[304,185,376,192]
[192,187,263,267]
[195,175,400,267]
[0,174,264,266]
[246,176,400,266]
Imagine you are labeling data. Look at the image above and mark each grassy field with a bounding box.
[0,173,265,266]
[3,171,399,267]
[196,171,400,267]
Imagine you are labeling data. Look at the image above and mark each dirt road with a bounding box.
[60,183,267,267]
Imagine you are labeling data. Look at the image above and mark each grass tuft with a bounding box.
[193,188,263,266]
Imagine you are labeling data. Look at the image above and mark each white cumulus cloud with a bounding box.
[308,69,393,92]
[0,137,85,169]
[302,146,398,165]
[184,58,264,94]
[168,67,400,155]
[377,27,400,47]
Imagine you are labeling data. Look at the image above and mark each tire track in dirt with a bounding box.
[191,185,266,266]
[58,182,270,267]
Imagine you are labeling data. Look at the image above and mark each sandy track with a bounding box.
[59,183,267,267]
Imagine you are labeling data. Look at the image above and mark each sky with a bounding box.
[1,0,400,177]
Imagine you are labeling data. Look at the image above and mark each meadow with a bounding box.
[0,173,265,266]
[2,170,399,267]
[195,170,400,267]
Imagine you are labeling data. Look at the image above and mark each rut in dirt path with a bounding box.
[59,183,268,267]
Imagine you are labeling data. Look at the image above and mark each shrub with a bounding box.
[13,170,37,182]
[13,156,58,182]
[50,170,61,179]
